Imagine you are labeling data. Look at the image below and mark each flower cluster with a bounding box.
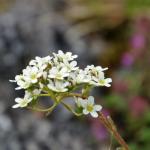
[10,50,112,118]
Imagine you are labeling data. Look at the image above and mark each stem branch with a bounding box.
[28,102,57,113]
[99,112,129,150]
[29,91,129,150]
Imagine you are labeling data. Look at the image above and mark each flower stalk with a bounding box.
[28,92,129,150]
[69,93,129,150]
[10,50,129,149]
[99,112,129,150]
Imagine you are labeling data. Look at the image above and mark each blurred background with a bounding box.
[0,0,150,150]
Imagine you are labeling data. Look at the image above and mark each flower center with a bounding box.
[99,79,105,85]
[87,105,93,112]
[20,100,28,107]
[56,73,62,79]
[31,74,36,79]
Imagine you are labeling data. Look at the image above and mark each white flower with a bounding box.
[53,50,78,62]
[42,71,48,80]
[27,89,41,99]
[15,75,31,90]
[48,67,69,80]
[92,74,112,87]
[89,71,104,85]
[98,78,112,87]
[39,82,44,89]
[9,79,16,83]
[32,89,41,95]
[61,61,79,72]
[85,65,108,74]
[12,92,32,108]
[85,66,112,87]
[82,96,102,118]
[72,69,91,84]
[14,66,43,90]
[29,56,52,70]
[75,97,86,107]
[47,80,69,92]
[85,65,108,81]
[10,50,112,112]
[23,66,41,84]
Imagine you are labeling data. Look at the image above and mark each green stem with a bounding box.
[61,101,82,116]
[109,133,113,150]
[28,102,57,112]
[99,112,129,150]
[46,102,57,116]
[29,91,129,150]
[61,92,86,99]
[38,94,50,97]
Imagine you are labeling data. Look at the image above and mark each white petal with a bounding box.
[96,66,108,71]
[47,84,54,90]
[29,59,35,66]
[104,78,112,87]
[50,67,57,74]
[12,104,20,108]
[32,67,38,73]
[64,82,69,87]
[106,78,112,83]
[28,98,32,103]
[98,72,105,79]
[88,96,94,105]
[35,56,40,60]
[33,89,41,95]
[20,102,28,107]
[58,50,63,55]
[90,111,98,118]
[15,75,22,80]
[83,109,89,115]
[61,67,67,74]
[94,105,102,111]
[105,83,111,87]
[80,99,87,107]
[15,87,22,90]
[9,80,16,82]
[31,79,38,83]
[73,55,78,59]
[15,98,22,103]
[70,61,77,67]
[100,67,108,71]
